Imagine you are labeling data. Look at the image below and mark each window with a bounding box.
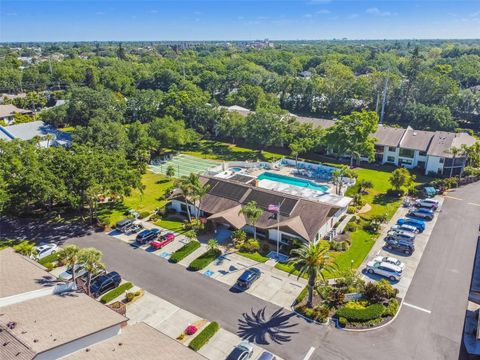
[388,146,397,152]
[439,158,444,164]
[418,151,427,156]
[399,148,415,158]
[387,156,395,163]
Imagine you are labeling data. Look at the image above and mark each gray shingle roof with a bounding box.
[0,121,72,146]
[399,128,434,152]
[373,126,406,147]
[0,104,32,119]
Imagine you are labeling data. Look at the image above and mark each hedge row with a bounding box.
[336,303,385,322]
[38,252,60,266]
[188,249,221,271]
[169,241,201,263]
[188,321,220,351]
[100,282,133,304]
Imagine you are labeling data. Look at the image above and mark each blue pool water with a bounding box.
[257,172,329,192]
[229,167,243,172]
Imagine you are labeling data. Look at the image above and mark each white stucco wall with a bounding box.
[169,200,200,217]
[41,324,122,360]
[426,156,444,175]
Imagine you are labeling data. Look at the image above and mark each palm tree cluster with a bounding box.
[175,173,210,222]
[238,201,263,240]
[58,244,105,296]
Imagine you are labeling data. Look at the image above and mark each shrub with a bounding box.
[169,241,201,263]
[188,249,221,271]
[43,262,55,271]
[327,288,346,307]
[363,279,398,303]
[338,316,347,327]
[345,222,358,233]
[185,325,198,335]
[260,243,270,255]
[100,282,133,304]
[149,213,160,222]
[383,299,399,317]
[125,292,135,302]
[188,321,220,351]
[329,241,348,251]
[139,211,151,219]
[313,305,330,322]
[347,206,356,214]
[240,239,260,253]
[38,252,60,266]
[336,303,385,322]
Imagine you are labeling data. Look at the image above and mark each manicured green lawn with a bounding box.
[237,251,269,263]
[183,140,282,162]
[98,172,173,227]
[155,218,186,233]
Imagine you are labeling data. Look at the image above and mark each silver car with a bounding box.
[226,341,254,360]
[391,224,419,234]
[58,264,87,281]
[366,260,403,281]
[373,255,405,270]
[34,243,58,260]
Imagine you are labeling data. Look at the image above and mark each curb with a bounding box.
[290,306,331,327]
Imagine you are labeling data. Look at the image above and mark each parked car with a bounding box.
[115,218,134,233]
[386,230,416,243]
[415,198,439,209]
[391,224,419,234]
[150,233,176,250]
[34,243,58,260]
[226,341,254,360]
[366,260,403,281]
[385,238,415,255]
[373,255,405,270]
[90,271,122,298]
[257,351,277,360]
[126,223,143,234]
[136,228,161,244]
[236,268,261,290]
[408,208,434,221]
[58,264,87,281]
[397,218,425,232]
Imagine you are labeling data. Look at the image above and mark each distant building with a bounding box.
[0,104,32,125]
[299,70,312,79]
[0,120,72,147]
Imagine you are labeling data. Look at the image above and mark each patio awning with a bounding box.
[268,216,310,241]
[207,205,247,229]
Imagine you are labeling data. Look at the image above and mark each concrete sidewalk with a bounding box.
[359,196,444,298]
[127,291,282,360]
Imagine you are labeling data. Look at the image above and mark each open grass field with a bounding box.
[98,172,173,227]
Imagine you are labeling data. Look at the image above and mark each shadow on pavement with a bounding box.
[238,307,298,345]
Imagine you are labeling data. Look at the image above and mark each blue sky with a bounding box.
[1,0,479,42]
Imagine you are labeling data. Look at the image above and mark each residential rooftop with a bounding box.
[66,323,207,360]
[0,248,55,299]
[0,120,72,146]
[0,293,127,355]
[0,104,32,119]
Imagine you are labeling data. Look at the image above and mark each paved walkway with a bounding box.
[107,221,306,309]
[127,291,282,360]
[359,196,444,298]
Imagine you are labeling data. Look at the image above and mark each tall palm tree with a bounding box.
[191,180,210,220]
[447,146,462,178]
[175,176,195,222]
[57,244,80,284]
[78,247,105,297]
[288,241,336,308]
[238,201,263,240]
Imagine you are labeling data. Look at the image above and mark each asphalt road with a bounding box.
[4,181,479,360]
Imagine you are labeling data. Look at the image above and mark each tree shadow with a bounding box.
[372,193,399,206]
[237,307,298,345]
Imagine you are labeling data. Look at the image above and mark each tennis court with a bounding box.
[148,154,219,178]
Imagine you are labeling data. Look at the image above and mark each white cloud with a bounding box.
[316,9,331,15]
[366,7,396,17]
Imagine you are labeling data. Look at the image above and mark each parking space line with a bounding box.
[445,195,463,201]
[303,346,316,360]
[468,202,480,207]
[403,302,431,314]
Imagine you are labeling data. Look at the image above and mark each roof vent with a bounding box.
[413,132,417,136]
[6,322,16,330]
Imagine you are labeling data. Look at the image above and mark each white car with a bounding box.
[58,264,87,281]
[373,255,405,270]
[34,244,58,260]
[391,224,419,234]
[366,260,403,281]
[415,198,439,209]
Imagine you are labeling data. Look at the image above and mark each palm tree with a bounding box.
[447,146,462,178]
[184,229,197,242]
[238,201,263,240]
[288,241,336,308]
[207,239,219,252]
[166,164,175,179]
[191,180,210,220]
[57,244,80,284]
[78,247,105,297]
[175,176,195,222]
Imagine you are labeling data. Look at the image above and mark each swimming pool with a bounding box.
[257,172,329,192]
[229,167,243,172]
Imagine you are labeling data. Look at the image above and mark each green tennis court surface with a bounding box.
[148,154,219,178]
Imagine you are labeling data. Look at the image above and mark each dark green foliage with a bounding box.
[363,279,398,303]
[336,303,385,322]
[169,241,201,263]
[187,249,221,271]
[188,322,220,351]
[100,282,133,304]
[383,299,399,317]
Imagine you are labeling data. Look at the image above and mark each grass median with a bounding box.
[169,241,201,263]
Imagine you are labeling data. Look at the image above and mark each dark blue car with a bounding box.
[90,271,121,298]
[397,218,425,232]
[236,268,261,290]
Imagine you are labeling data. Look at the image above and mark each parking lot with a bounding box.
[107,222,306,309]
[360,196,444,298]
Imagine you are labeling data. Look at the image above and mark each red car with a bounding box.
[150,233,176,250]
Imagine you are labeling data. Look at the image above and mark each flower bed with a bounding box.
[188,321,220,351]
[187,249,221,271]
[169,241,201,263]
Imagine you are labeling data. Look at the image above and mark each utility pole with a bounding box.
[380,77,389,124]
